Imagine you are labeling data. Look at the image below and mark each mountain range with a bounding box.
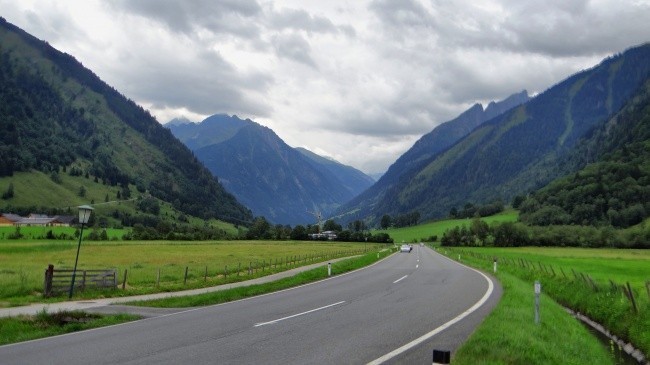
[168,115,374,224]
[336,43,650,224]
[335,90,530,222]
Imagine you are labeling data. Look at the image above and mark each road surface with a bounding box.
[0,246,501,364]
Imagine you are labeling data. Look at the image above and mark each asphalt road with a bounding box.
[0,246,501,364]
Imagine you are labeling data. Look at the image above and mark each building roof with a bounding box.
[17,217,57,225]
[1,213,23,222]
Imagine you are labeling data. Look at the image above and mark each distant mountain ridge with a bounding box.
[338,43,650,224]
[168,115,374,224]
[336,90,530,222]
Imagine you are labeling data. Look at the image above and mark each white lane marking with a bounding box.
[393,275,408,284]
[254,301,345,327]
[416,264,419,269]
[367,251,495,365]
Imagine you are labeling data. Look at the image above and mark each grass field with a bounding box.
[379,209,518,243]
[442,246,650,361]
[0,240,382,306]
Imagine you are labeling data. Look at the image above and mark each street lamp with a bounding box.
[69,205,93,299]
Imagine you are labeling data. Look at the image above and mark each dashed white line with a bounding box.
[393,275,408,284]
[367,253,495,365]
[254,301,345,327]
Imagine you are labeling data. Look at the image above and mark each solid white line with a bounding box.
[367,252,495,365]
[393,275,408,284]
[254,301,345,327]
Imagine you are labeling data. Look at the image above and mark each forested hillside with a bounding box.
[335,91,529,224]
[0,18,252,224]
[345,43,650,224]
[519,78,650,228]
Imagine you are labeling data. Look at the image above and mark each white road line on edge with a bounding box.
[254,301,345,327]
[393,275,408,284]
[367,254,495,365]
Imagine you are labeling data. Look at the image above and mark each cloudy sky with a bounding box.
[3,1,650,174]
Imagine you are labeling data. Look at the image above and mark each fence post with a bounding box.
[626,282,638,313]
[44,264,54,297]
[156,268,161,287]
[204,266,208,281]
[534,281,541,324]
[122,269,128,290]
[82,270,87,291]
[184,266,189,285]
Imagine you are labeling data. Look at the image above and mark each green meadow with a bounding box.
[381,209,518,243]
[0,240,380,307]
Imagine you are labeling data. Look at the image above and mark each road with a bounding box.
[0,246,501,364]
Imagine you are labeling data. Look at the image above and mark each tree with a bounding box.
[78,185,86,197]
[246,216,271,239]
[1,182,14,200]
[380,214,392,229]
[323,219,342,232]
[290,225,308,240]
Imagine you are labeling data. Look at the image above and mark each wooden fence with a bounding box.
[44,264,117,297]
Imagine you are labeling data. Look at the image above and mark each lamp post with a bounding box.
[69,205,93,299]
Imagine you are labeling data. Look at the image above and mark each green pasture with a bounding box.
[0,226,125,241]
[381,209,518,243]
[0,240,381,306]
[442,246,650,360]
[453,246,650,289]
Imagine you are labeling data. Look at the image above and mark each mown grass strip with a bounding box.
[0,310,140,346]
[127,250,393,308]
[443,248,633,364]
[445,247,650,358]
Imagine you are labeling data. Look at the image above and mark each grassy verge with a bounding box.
[453,270,613,364]
[0,310,140,346]
[128,249,394,308]
[442,247,648,363]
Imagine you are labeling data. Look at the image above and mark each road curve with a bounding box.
[0,246,501,364]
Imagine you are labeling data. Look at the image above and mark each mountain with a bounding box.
[336,90,530,222]
[338,43,650,224]
[0,18,252,224]
[166,117,193,126]
[519,77,650,228]
[166,114,255,151]
[168,116,374,224]
[295,147,375,198]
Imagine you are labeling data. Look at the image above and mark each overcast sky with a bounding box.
[3,1,650,174]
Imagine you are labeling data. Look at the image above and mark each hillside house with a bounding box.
[0,213,23,227]
[8,214,76,227]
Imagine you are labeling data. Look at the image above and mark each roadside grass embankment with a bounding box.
[442,247,649,364]
[127,249,394,308]
[0,240,383,307]
[0,310,140,346]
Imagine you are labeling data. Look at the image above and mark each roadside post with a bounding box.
[534,280,541,324]
[328,262,332,277]
[432,349,450,364]
[493,258,497,273]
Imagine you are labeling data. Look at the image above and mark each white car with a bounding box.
[400,244,412,253]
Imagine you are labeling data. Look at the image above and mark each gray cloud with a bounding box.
[4,0,650,173]
[108,0,262,39]
[271,33,317,68]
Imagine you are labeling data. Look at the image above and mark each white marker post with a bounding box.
[493,258,497,273]
[534,281,541,324]
[328,262,332,277]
